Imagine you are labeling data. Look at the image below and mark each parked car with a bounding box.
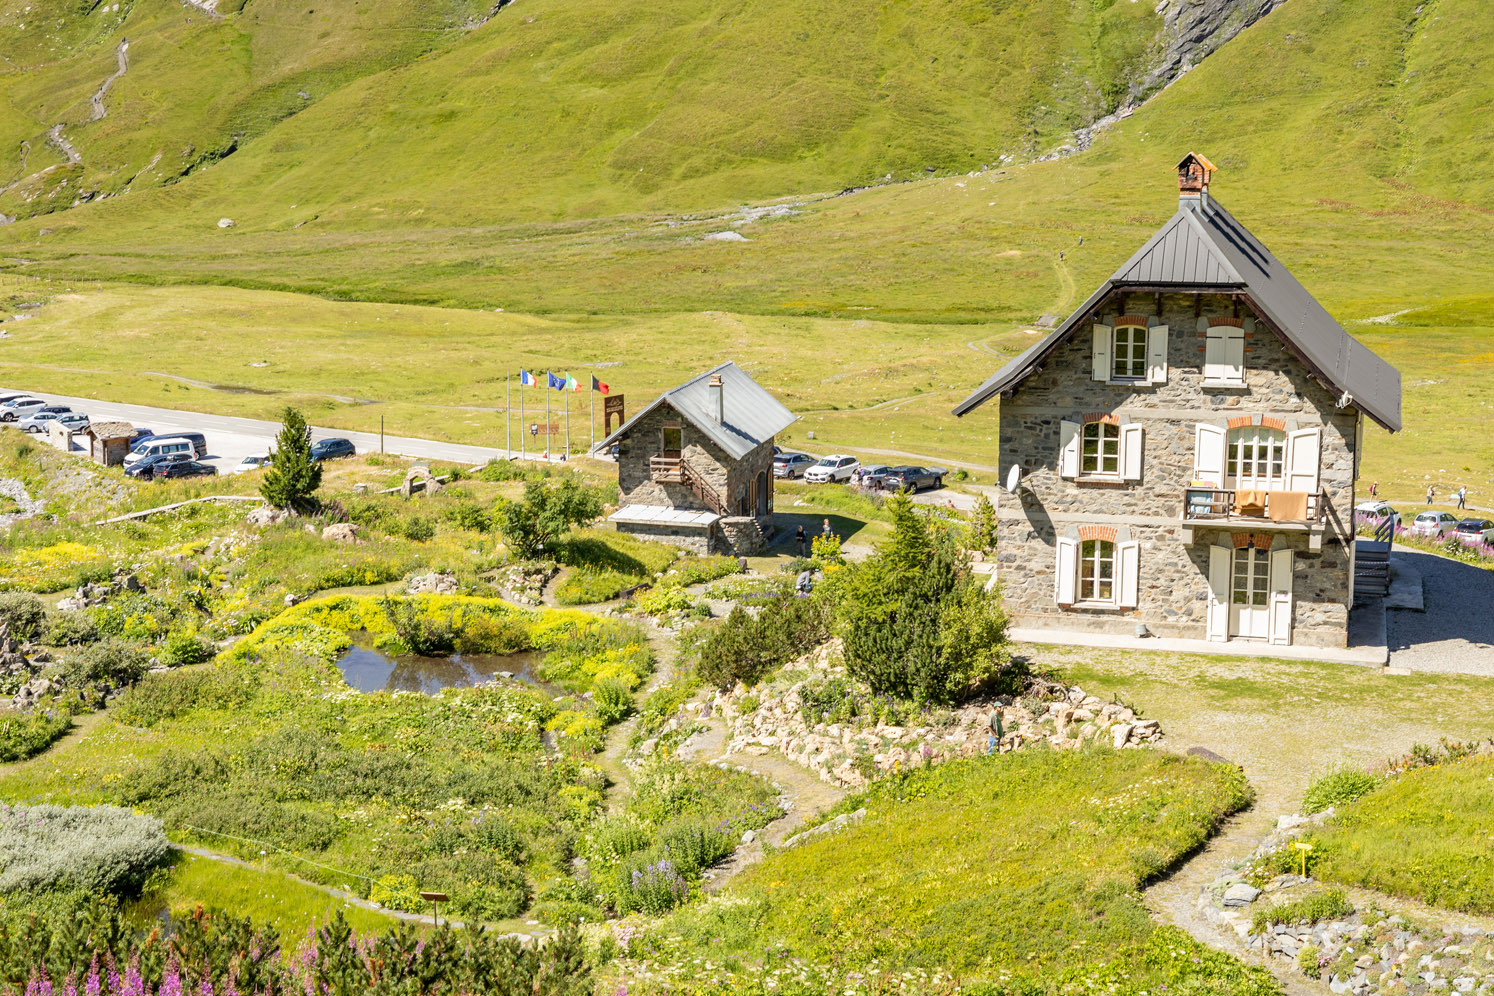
[128,427,155,445]
[310,437,356,461]
[0,394,33,406]
[230,454,272,474]
[54,412,90,431]
[1407,510,1459,539]
[154,460,218,480]
[803,454,859,484]
[18,406,73,432]
[856,464,893,489]
[124,452,195,480]
[772,452,814,479]
[124,436,197,466]
[880,465,948,492]
[0,398,46,422]
[1354,500,1400,530]
[1454,518,1494,543]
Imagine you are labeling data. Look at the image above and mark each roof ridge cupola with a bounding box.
[1176,152,1217,211]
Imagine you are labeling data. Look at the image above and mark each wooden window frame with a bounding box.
[1111,325,1148,382]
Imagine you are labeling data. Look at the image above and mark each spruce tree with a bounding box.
[259,406,323,512]
[969,493,996,552]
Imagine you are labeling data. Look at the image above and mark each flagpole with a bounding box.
[519,378,525,461]
[564,380,571,459]
[589,379,595,455]
[505,376,511,458]
[545,375,551,461]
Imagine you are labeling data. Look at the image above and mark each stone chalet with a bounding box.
[602,361,796,557]
[954,154,1402,649]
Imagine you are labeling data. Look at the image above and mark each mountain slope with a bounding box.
[0,0,1280,229]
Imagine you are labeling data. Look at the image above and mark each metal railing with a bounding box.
[1182,487,1326,525]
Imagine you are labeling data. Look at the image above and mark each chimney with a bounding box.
[1176,152,1216,211]
[708,372,724,424]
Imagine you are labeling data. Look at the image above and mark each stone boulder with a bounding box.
[322,522,360,544]
[246,505,290,528]
[406,571,459,595]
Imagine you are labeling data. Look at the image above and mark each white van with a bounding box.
[123,436,196,466]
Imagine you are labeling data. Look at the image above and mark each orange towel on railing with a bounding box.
[1268,490,1309,522]
[1235,489,1267,517]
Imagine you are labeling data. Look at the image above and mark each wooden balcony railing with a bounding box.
[649,453,727,515]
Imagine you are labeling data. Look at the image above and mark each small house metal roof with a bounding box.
[609,504,720,528]
[602,361,797,461]
[952,197,1402,432]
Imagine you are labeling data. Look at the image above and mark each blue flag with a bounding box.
[547,371,565,391]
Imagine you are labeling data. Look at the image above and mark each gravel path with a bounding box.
[1386,549,1494,674]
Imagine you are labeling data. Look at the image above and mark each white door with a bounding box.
[1229,547,1271,640]
[1228,427,1286,492]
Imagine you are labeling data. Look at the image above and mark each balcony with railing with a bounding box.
[1181,486,1329,549]
[648,452,727,516]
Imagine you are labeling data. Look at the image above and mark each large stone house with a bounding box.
[954,154,1401,649]
[602,361,795,556]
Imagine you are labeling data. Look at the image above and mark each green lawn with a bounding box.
[611,747,1275,994]
[1305,751,1494,916]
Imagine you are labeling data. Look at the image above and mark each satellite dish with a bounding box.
[1005,463,1023,493]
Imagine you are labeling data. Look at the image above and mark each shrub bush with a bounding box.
[635,584,693,616]
[593,678,634,725]
[694,596,829,691]
[156,629,216,668]
[0,709,70,761]
[0,804,170,895]
[403,516,435,542]
[53,637,152,692]
[1301,766,1381,814]
[0,592,45,640]
[1250,889,1353,934]
[44,610,99,646]
[496,479,606,559]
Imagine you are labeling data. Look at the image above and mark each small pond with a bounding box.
[334,636,554,696]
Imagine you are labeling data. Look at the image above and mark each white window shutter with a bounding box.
[1120,423,1144,481]
[1117,541,1140,608]
[1146,324,1168,384]
[1268,547,1294,645]
[1091,324,1112,382]
[1059,420,1081,479]
[1284,427,1322,493]
[1193,423,1227,487]
[1055,537,1078,606]
[1204,327,1225,381]
[1206,545,1230,642]
[1223,326,1245,383]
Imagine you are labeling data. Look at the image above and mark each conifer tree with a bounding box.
[259,406,323,512]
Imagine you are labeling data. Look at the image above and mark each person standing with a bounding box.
[987,708,1004,754]
[1458,486,1468,510]
[821,518,832,540]
[795,524,807,557]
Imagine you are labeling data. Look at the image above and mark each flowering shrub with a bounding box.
[0,904,592,996]
[634,584,693,616]
[618,857,689,914]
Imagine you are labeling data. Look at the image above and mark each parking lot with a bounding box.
[0,388,529,477]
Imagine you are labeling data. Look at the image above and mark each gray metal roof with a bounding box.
[953,196,1402,432]
[602,360,797,461]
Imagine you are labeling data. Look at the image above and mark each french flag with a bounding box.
[519,369,538,387]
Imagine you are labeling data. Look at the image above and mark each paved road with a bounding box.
[0,388,562,474]
[1386,548,1494,674]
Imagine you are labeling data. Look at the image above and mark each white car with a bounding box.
[1354,500,1400,531]
[803,454,860,484]
[230,454,272,474]
[0,398,45,422]
[1407,510,1458,539]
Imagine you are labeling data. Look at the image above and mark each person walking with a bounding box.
[1426,485,1435,505]
[795,524,807,557]
[1458,486,1468,510]
[1369,481,1378,498]
[986,708,1004,754]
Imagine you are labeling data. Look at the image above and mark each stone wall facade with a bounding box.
[614,401,777,556]
[981,291,1359,648]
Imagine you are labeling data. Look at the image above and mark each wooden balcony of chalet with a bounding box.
[1180,486,1329,550]
[649,453,685,483]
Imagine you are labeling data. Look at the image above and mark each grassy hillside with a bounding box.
[0,0,1186,228]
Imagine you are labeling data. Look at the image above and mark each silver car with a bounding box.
[1407,510,1458,539]
[772,452,814,479]
[0,398,45,422]
[18,406,73,433]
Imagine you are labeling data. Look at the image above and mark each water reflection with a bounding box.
[334,641,550,695]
